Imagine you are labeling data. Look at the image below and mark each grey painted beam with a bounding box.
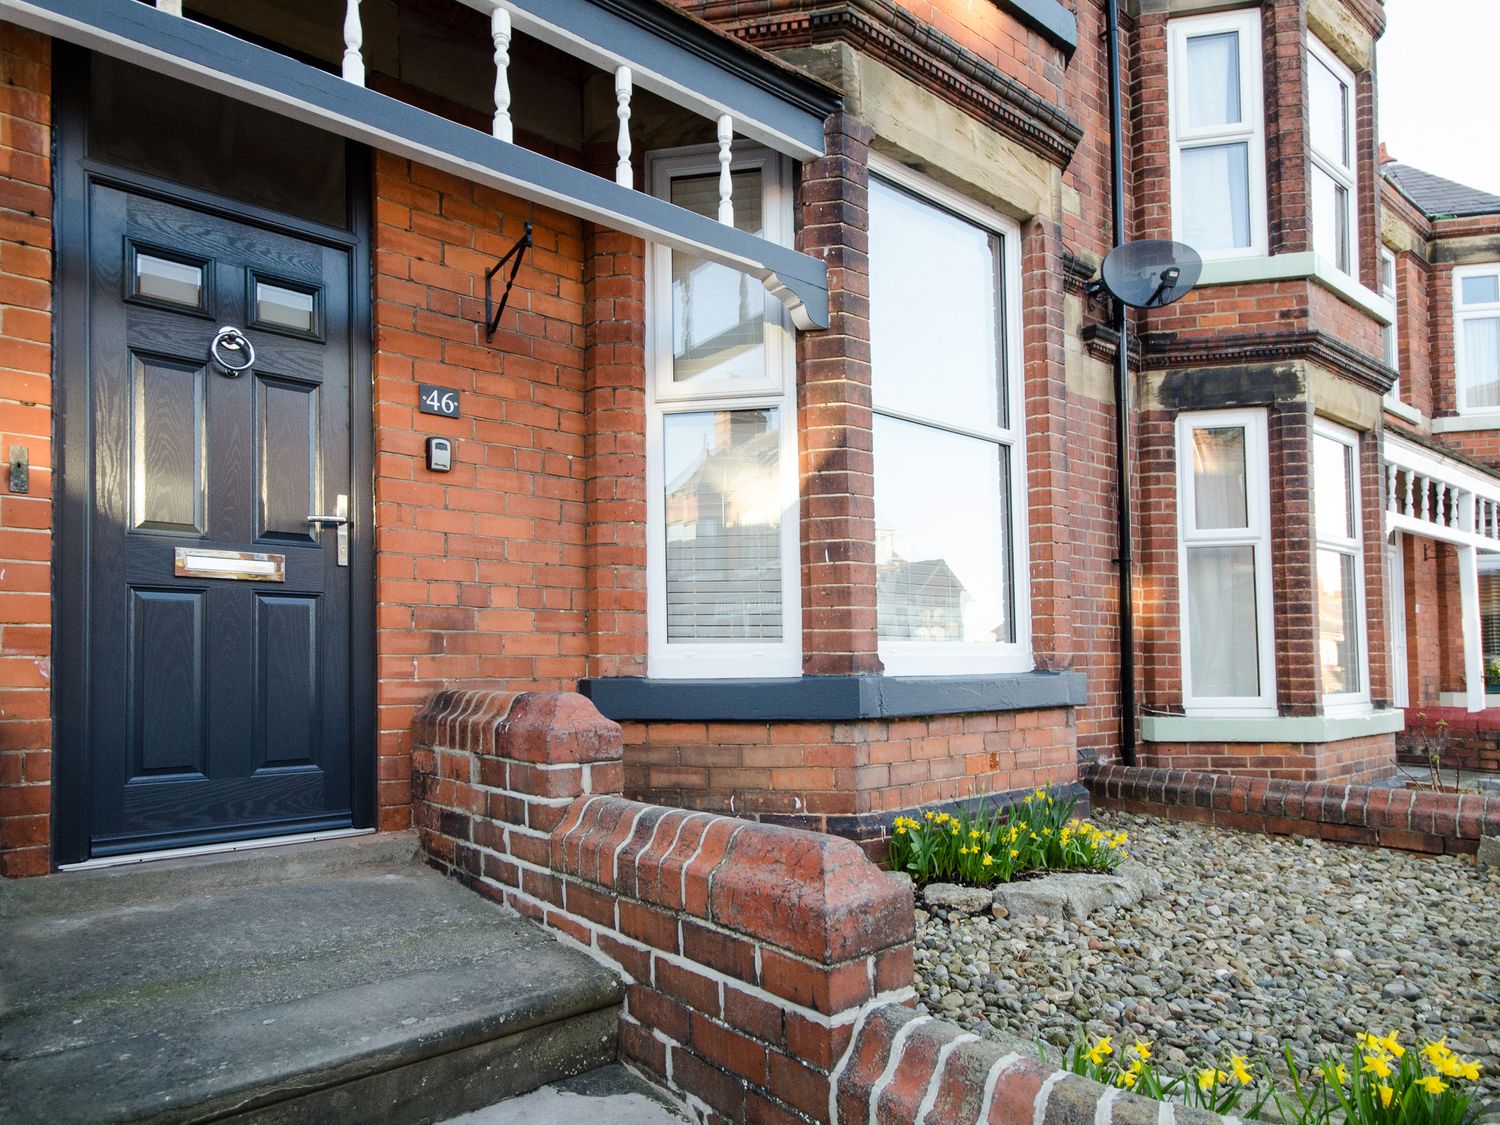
[472,0,838,160]
[6,0,830,328]
[579,671,1088,722]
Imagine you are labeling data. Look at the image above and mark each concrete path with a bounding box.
[442,1065,688,1124]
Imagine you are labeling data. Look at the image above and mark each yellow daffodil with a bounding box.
[1415,1075,1448,1096]
[895,826,907,836]
[1133,1041,1153,1061]
[1085,1037,1113,1065]
[924,811,935,821]
[1117,1070,1138,1089]
[1377,1084,1395,1108]
[1198,1068,1226,1092]
[1333,1064,1350,1086]
[1455,1058,1482,1081]
[1420,1039,1452,1065]
[1362,1054,1394,1080]
[1009,849,1019,858]
[1229,1055,1253,1086]
[1375,1031,1405,1059]
[970,829,981,839]
[982,853,994,867]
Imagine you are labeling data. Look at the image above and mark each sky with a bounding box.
[1377,0,1500,196]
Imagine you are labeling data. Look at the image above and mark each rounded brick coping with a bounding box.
[554,794,916,965]
[415,688,623,764]
[833,1002,1232,1125]
[1085,762,1500,853]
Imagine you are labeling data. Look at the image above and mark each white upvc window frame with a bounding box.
[1313,418,1371,713]
[1176,409,1277,716]
[644,143,801,679]
[1306,34,1359,277]
[1454,262,1500,417]
[867,154,1032,677]
[1380,246,1401,403]
[1167,9,1268,261]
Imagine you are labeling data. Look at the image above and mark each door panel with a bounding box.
[81,185,360,857]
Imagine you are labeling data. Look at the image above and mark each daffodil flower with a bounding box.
[1197,1068,1225,1092]
[1420,1038,1452,1065]
[1229,1055,1253,1086]
[1377,1084,1395,1108]
[1375,1030,1405,1059]
[982,853,994,867]
[1362,1053,1394,1080]
[1456,1058,1482,1081]
[1086,1037,1114,1066]
[1415,1075,1448,1096]
[1117,1070,1137,1089]
[1133,1041,1153,1060]
[1333,1064,1350,1086]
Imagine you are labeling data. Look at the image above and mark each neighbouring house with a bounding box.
[2,0,1484,879]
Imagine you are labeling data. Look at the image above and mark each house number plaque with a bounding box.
[418,384,461,418]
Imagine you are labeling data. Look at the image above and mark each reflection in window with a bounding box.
[1313,427,1365,700]
[663,409,782,642]
[869,175,1023,669]
[135,252,204,309]
[1307,37,1357,275]
[669,170,764,387]
[1191,426,1249,529]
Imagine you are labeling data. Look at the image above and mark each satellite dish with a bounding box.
[1096,239,1203,309]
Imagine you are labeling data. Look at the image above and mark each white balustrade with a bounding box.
[156,0,183,15]
[342,0,365,85]
[716,114,734,225]
[614,67,633,188]
[491,7,513,142]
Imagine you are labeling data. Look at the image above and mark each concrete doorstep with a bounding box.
[0,833,625,1124]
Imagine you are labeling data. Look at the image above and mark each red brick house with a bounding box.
[0,0,1478,877]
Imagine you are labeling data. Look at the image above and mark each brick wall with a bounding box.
[1140,733,1395,784]
[622,709,1078,848]
[414,689,1219,1125]
[371,155,591,830]
[0,26,52,879]
[1089,761,1500,856]
[1399,708,1500,774]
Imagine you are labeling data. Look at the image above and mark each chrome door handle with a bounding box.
[307,494,349,566]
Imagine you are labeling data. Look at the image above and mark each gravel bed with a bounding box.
[914,811,1500,1100]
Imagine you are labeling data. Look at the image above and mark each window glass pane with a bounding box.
[1180,143,1251,252]
[255,281,317,333]
[1186,545,1260,697]
[869,179,1005,430]
[1317,548,1361,694]
[1462,274,1500,306]
[1185,32,1242,128]
[1313,433,1355,540]
[663,409,782,642]
[1312,166,1350,272]
[1481,570,1500,679]
[1382,254,1399,370]
[1191,426,1249,529]
[669,170,766,387]
[135,253,203,308]
[1463,317,1500,409]
[874,416,1011,645]
[1308,52,1348,165]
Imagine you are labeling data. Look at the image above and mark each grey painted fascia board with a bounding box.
[579,671,1088,722]
[994,0,1079,54]
[8,0,829,329]
[1140,709,1405,744]
[487,0,838,158]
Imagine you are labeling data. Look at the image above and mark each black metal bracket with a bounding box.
[484,222,533,341]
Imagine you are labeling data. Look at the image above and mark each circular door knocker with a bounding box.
[210,326,255,377]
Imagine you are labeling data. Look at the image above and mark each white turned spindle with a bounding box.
[156,0,183,15]
[1419,476,1430,522]
[342,0,365,85]
[716,114,734,225]
[1386,465,1396,512]
[614,67,633,188]
[1405,471,1415,518]
[491,6,513,142]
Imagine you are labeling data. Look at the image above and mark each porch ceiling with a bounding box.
[4,0,831,329]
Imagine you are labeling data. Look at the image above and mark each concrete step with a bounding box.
[0,832,623,1125]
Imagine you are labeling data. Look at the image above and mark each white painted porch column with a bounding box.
[614,67,633,188]
[491,6,513,143]
[1460,540,1486,713]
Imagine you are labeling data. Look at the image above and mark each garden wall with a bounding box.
[412,689,1226,1124]
[1087,763,1500,855]
[1398,708,1500,774]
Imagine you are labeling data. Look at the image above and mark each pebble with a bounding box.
[913,812,1500,1100]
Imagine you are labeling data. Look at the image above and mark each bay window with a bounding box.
[1308,36,1359,276]
[868,160,1029,675]
[1176,410,1276,713]
[1313,420,1368,708]
[1168,10,1266,259]
[646,145,800,677]
[1455,263,1500,413]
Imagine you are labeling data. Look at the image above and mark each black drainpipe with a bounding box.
[1105,0,1137,766]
